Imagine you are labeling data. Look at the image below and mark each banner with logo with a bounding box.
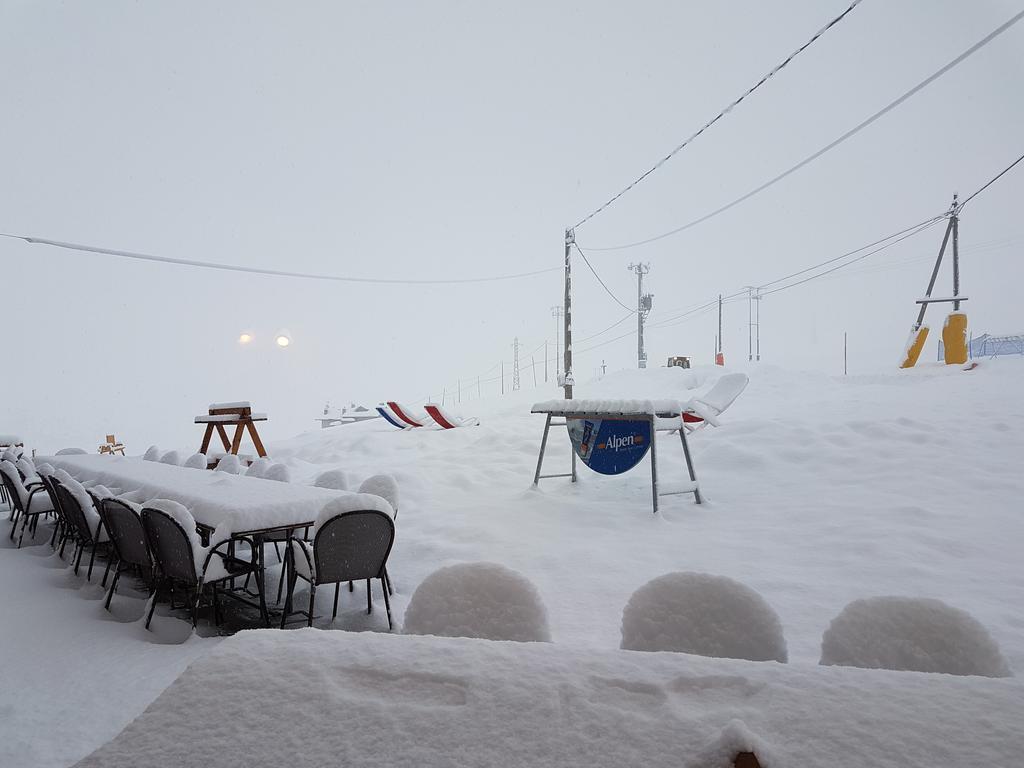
[567,417,652,475]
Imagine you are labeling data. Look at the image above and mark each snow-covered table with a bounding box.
[48,454,344,534]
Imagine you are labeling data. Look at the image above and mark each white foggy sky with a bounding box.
[3,1,1022,452]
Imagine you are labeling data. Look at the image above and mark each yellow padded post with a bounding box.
[943,312,968,365]
[900,326,930,369]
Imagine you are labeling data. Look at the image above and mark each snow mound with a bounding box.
[183,453,207,469]
[820,596,1011,677]
[620,572,787,663]
[358,474,399,514]
[159,450,183,466]
[245,457,271,477]
[263,463,291,483]
[214,455,241,474]
[403,562,551,642]
[142,445,161,462]
[55,447,88,456]
[313,468,347,491]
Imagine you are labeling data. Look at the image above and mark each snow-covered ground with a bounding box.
[2,361,1022,766]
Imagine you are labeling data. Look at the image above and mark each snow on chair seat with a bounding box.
[657,372,749,433]
[424,403,480,429]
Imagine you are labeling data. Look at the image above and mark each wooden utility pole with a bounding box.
[563,228,574,398]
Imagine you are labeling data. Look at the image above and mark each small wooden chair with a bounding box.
[98,435,126,456]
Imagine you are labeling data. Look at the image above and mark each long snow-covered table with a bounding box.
[48,454,344,534]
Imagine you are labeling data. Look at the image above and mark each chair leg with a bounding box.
[381,576,393,630]
[101,555,115,588]
[280,569,297,630]
[8,509,19,539]
[273,541,282,562]
[87,541,99,581]
[366,579,372,615]
[384,567,393,596]
[17,517,29,548]
[277,558,287,604]
[252,566,269,627]
[104,567,122,611]
[212,583,220,626]
[307,584,316,628]
[144,581,160,629]
[349,580,354,592]
[49,519,60,548]
[73,543,85,575]
[191,585,202,629]
[333,583,340,620]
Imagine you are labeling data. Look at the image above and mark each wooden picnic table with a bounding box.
[196,402,268,461]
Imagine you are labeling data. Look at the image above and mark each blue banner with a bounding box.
[567,417,652,475]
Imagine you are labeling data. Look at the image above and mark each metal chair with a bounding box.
[53,481,109,579]
[99,498,153,609]
[1,460,53,548]
[280,509,395,630]
[141,506,264,629]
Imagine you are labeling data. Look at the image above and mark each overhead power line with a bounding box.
[0,233,561,285]
[572,0,864,230]
[582,8,1024,252]
[759,217,944,296]
[960,150,1024,209]
[573,242,635,312]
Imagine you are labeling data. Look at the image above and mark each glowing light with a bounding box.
[238,333,253,345]
[275,333,291,348]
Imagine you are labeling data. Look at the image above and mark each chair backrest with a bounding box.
[0,464,24,512]
[313,510,395,585]
[141,507,198,585]
[39,475,65,522]
[101,499,150,570]
[54,481,97,543]
[106,435,116,445]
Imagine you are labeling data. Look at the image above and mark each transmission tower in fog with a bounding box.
[512,337,521,391]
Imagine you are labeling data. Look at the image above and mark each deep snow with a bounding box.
[2,361,1023,767]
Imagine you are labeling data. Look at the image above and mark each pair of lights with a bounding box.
[238,331,291,348]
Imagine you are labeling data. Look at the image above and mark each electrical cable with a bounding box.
[959,150,1024,209]
[573,242,636,312]
[581,9,1024,251]
[0,233,562,285]
[572,0,865,229]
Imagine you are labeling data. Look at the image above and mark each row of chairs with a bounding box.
[2,457,398,631]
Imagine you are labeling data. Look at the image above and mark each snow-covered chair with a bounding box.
[1,459,53,548]
[313,469,348,491]
[159,450,184,466]
[55,447,88,456]
[214,454,242,474]
[52,471,110,579]
[375,404,409,430]
[263,463,291,483]
[141,500,264,630]
[386,401,428,428]
[424,404,480,429]
[655,373,749,433]
[245,457,272,478]
[98,497,151,611]
[143,445,162,462]
[281,496,395,630]
[358,474,399,518]
[183,453,208,469]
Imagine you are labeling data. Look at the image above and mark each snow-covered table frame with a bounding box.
[530,403,702,513]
